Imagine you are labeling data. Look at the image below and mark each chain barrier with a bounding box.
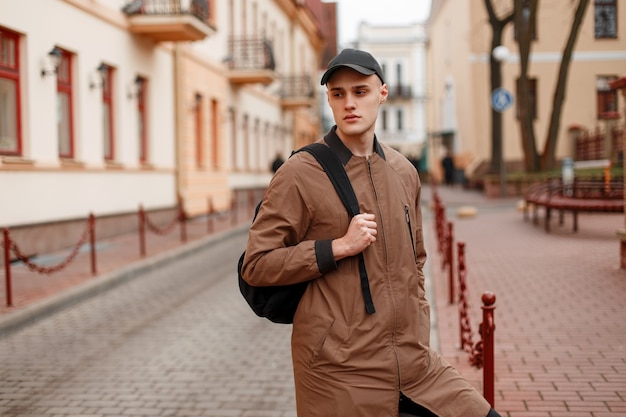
[432,188,496,406]
[143,209,181,236]
[6,218,92,275]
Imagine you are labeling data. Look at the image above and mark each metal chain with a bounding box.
[7,218,92,275]
[144,210,180,236]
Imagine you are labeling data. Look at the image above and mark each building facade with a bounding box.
[426,0,626,183]
[354,23,428,159]
[0,0,332,257]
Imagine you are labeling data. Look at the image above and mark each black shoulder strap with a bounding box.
[298,143,375,315]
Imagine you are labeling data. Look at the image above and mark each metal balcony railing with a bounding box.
[387,84,413,99]
[226,38,276,71]
[122,0,210,22]
[280,75,314,100]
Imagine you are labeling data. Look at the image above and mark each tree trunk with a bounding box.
[541,0,591,171]
[485,0,514,174]
[515,0,540,172]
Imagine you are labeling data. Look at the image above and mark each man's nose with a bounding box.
[344,93,356,109]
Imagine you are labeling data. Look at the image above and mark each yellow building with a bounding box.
[426,0,626,186]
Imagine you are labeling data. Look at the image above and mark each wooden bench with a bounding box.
[524,178,623,232]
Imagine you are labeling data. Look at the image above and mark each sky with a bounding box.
[331,0,432,46]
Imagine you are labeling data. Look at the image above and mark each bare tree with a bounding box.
[485,0,514,174]
[540,0,591,171]
[485,0,591,173]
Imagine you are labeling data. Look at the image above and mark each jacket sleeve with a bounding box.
[240,155,338,287]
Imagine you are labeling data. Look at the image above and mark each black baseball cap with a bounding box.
[320,48,385,85]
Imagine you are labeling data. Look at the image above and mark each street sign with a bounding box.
[491,88,514,112]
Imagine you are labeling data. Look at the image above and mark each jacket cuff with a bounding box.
[315,239,337,274]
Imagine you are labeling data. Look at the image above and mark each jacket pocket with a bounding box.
[405,205,418,263]
[308,318,349,367]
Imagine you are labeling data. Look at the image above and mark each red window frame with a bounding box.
[136,77,148,163]
[211,99,219,168]
[102,65,115,161]
[195,93,204,168]
[0,27,22,156]
[56,48,74,159]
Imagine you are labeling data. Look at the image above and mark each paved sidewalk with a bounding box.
[425,185,626,416]
[1,184,625,416]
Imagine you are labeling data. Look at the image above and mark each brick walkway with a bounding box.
[1,184,625,416]
[426,185,626,416]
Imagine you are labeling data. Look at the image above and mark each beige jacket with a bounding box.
[242,128,490,417]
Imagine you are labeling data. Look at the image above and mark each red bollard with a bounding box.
[178,197,187,243]
[138,205,146,257]
[447,221,454,304]
[3,228,12,307]
[207,197,214,234]
[89,213,97,275]
[481,291,497,408]
[231,196,237,226]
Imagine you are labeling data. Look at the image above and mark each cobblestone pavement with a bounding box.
[0,185,625,416]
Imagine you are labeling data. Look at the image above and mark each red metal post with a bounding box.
[447,221,454,304]
[231,196,237,226]
[481,291,497,408]
[89,213,97,275]
[178,196,187,243]
[3,228,12,307]
[207,197,214,234]
[139,205,146,257]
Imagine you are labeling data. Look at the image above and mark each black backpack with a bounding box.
[237,142,375,324]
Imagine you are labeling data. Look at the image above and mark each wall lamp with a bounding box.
[193,92,202,110]
[127,75,143,99]
[89,63,108,90]
[41,47,62,77]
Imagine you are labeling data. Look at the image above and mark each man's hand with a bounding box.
[332,213,377,261]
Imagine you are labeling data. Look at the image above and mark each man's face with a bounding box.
[326,68,387,141]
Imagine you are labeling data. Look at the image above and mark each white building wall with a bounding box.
[356,23,428,155]
[0,0,177,227]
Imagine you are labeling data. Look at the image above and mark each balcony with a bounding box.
[387,84,413,100]
[122,0,215,42]
[226,38,277,86]
[280,75,314,109]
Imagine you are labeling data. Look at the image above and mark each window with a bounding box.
[101,65,114,161]
[0,27,20,156]
[597,75,618,118]
[194,93,204,167]
[381,109,387,131]
[57,48,74,158]
[516,77,537,120]
[397,109,403,131]
[135,76,148,163]
[595,0,617,39]
[211,99,219,168]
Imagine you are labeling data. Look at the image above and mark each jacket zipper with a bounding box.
[405,205,418,263]
[367,159,388,270]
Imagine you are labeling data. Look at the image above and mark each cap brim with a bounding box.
[320,64,376,85]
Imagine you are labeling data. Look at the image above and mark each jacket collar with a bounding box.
[323,125,386,165]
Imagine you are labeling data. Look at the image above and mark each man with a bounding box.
[241,49,500,417]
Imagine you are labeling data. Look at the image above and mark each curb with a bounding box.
[0,225,249,338]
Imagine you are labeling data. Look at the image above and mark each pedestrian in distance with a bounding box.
[271,152,285,173]
[241,48,501,417]
[441,149,455,187]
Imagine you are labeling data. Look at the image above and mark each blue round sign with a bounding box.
[491,88,514,112]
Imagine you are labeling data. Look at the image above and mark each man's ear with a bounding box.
[380,84,388,103]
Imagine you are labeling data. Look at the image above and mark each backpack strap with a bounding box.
[298,143,376,315]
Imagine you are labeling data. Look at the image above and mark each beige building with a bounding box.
[0,0,331,257]
[426,0,626,184]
